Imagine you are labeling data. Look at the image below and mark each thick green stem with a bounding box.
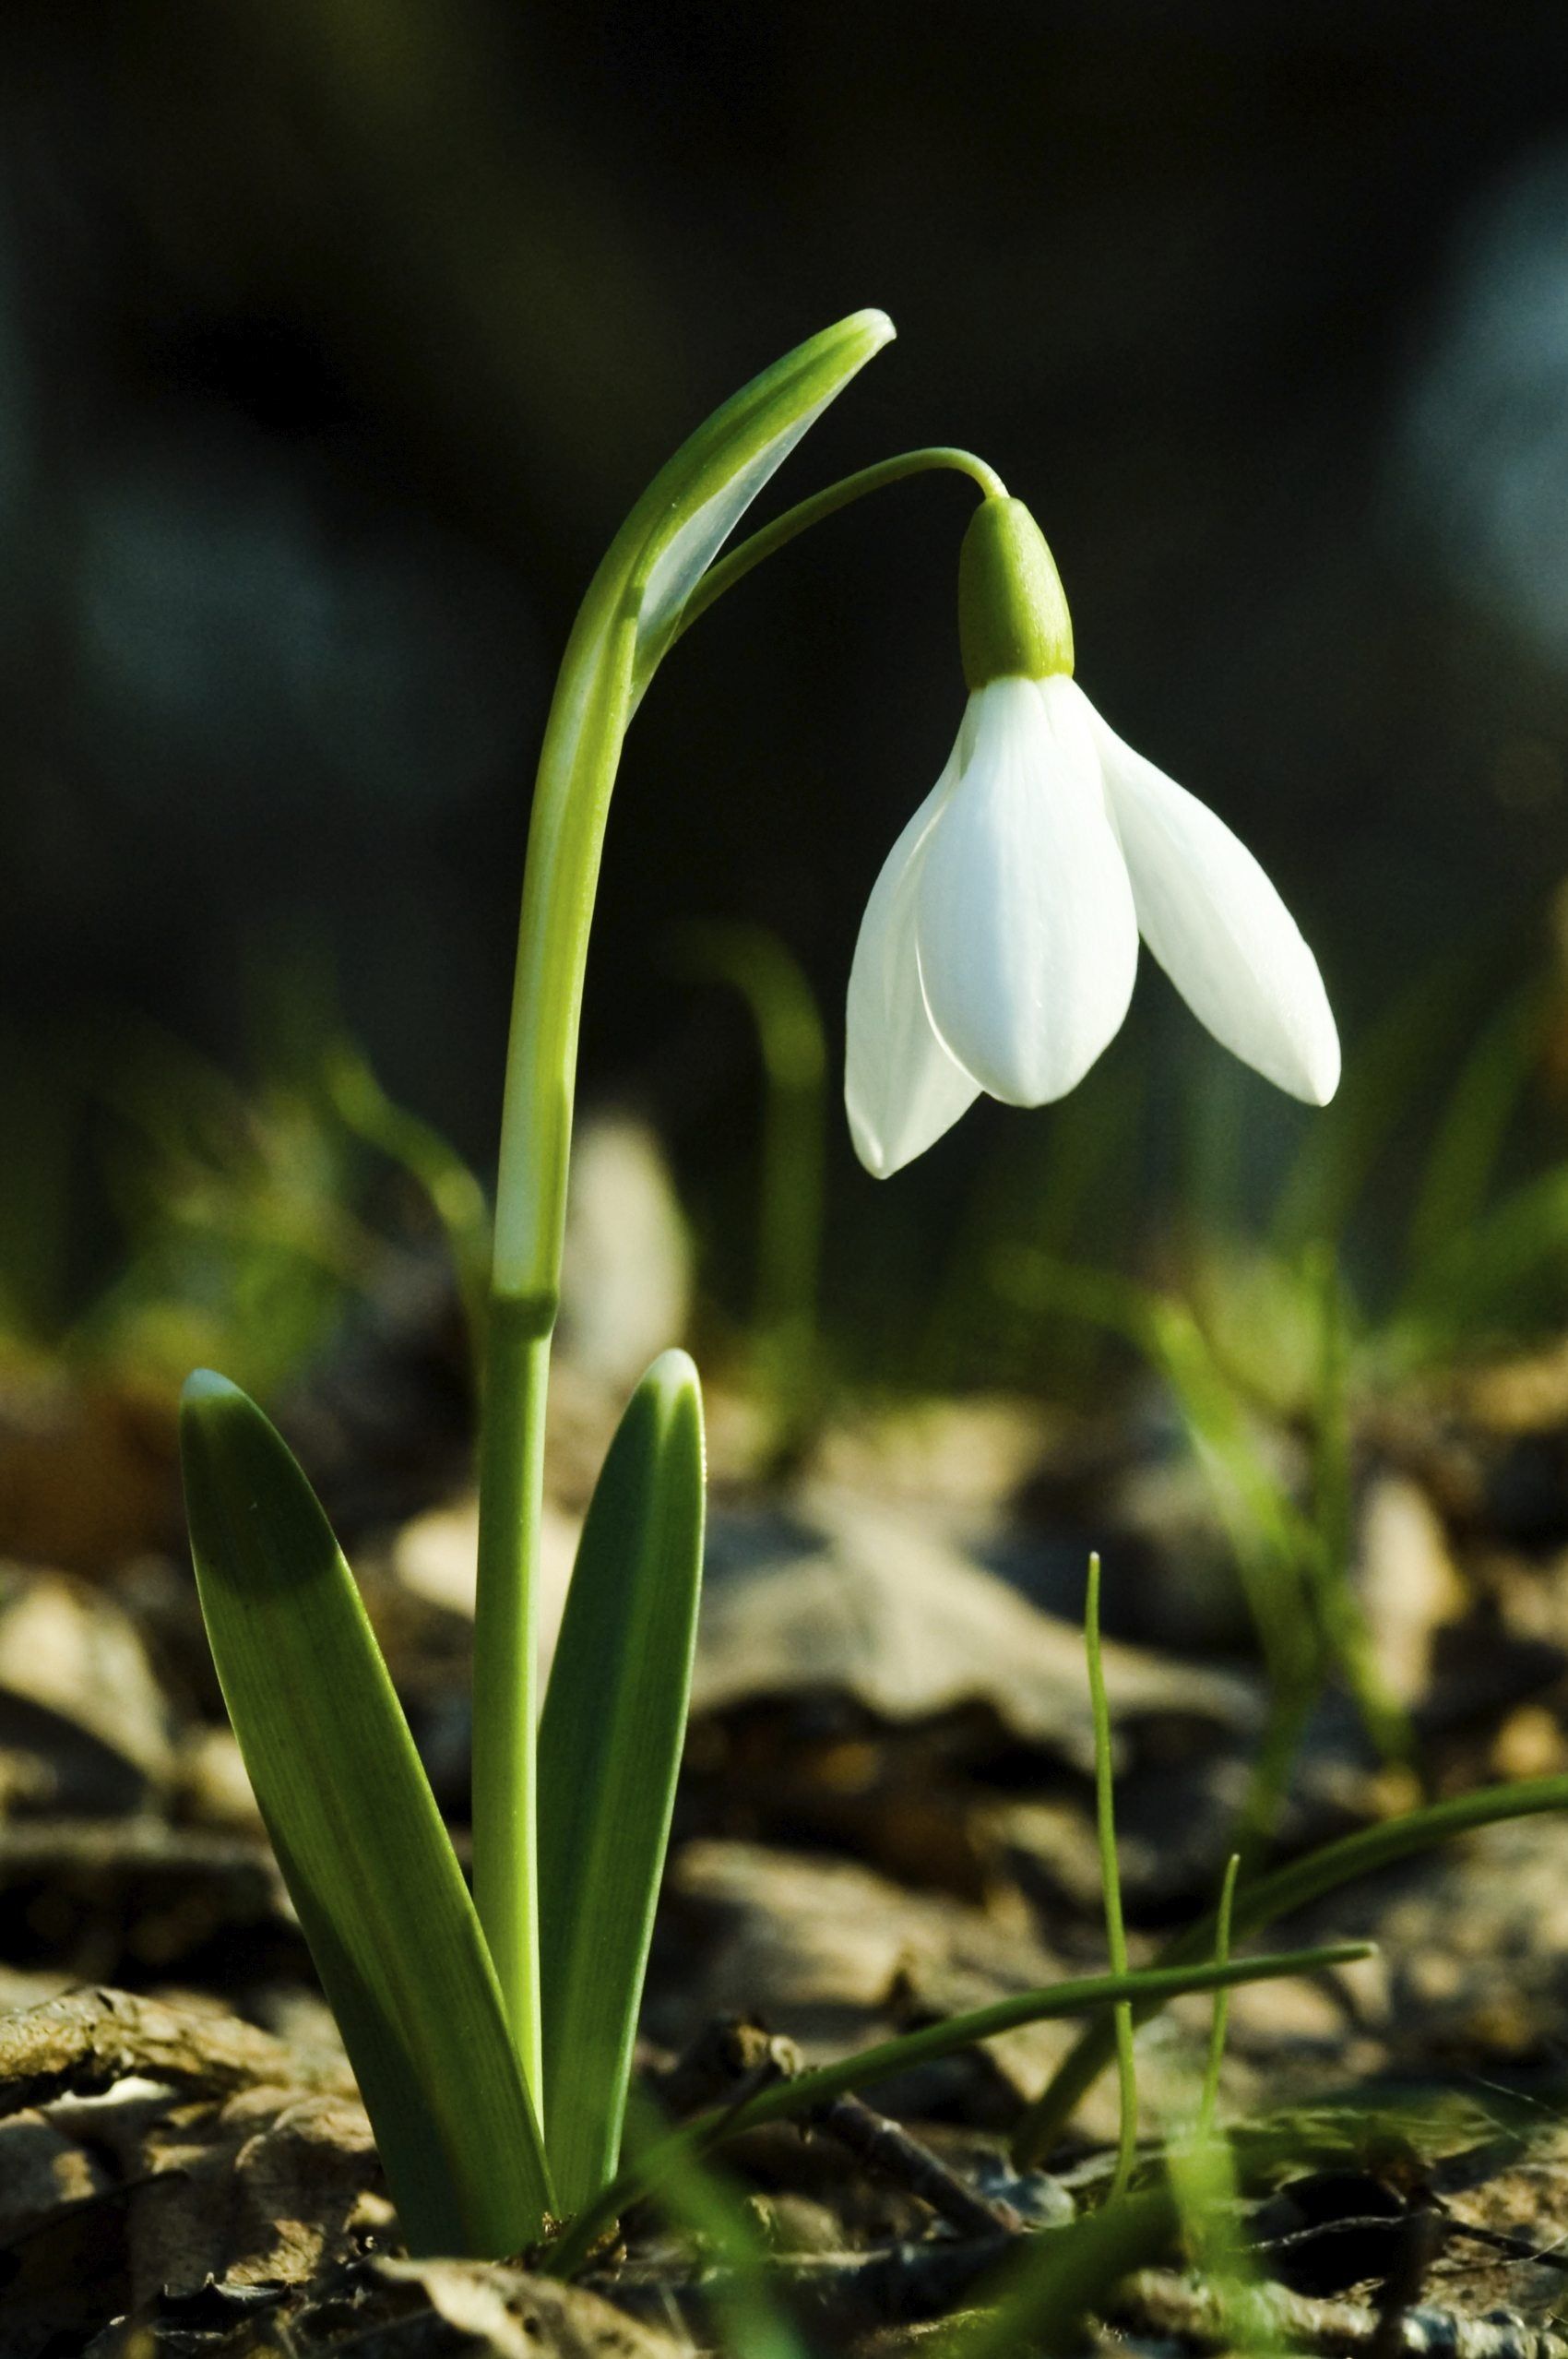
[472,1295,553,2108]
[472,431,1000,2119]
[474,595,638,2110]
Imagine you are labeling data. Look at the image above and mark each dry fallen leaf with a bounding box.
[695,1486,1263,1766]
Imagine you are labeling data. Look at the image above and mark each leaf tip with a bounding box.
[635,1348,706,1471]
[643,1345,700,1398]
[179,1370,269,1495]
[844,305,896,354]
[182,1366,245,1417]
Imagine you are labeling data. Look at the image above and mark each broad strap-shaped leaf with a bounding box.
[538,1350,706,2214]
[180,1371,552,2258]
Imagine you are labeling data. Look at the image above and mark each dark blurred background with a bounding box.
[4,0,1568,1354]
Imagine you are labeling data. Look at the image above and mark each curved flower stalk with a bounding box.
[847,498,1340,1177]
[476,312,898,2112]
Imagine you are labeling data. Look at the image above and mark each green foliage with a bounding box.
[921,1054,1144,1392]
[622,311,895,692]
[538,1351,706,2214]
[322,1033,493,1365]
[944,2186,1177,2359]
[1002,1246,1408,1854]
[620,2088,809,2359]
[1235,959,1568,1373]
[0,999,488,1407]
[1195,1853,1241,2144]
[80,1020,370,1397]
[179,1372,552,2257]
[543,1933,1372,2281]
[1014,1768,1568,2166]
[673,921,827,1437]
[1085,1554,1138,2201]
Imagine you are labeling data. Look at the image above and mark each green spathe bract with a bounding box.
[178,1371,552,2258]
[539,1349,706,2214]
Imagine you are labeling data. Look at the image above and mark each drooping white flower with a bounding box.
[846,498,1340,1178]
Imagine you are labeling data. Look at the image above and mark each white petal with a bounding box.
[914,676,1138,1106]
[1080,686,1341,1106]
[846,748,981,1177]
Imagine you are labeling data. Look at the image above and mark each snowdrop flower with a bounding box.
[846,497,1339,1176]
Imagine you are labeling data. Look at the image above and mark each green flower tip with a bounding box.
[958,495,1074,692]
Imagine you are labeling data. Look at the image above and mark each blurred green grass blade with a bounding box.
[1001,1254,1313,1698]
[1402,983,1545,1284]
[543,1936,1372,2278]
[539,1350,706,2215]
[621,2088,808,2359]
[951,2186,1177,2359]
[671,922,826,1426]
[1399,1163,1568,1356]
[687,1943,1370,2141]
[1086,1555,1138,2201]
[180,1371,552,2258]
[1013,1770,1568,2167]
[1303,1249,1413,1769]
[1270,952,1480,1255]
[322,1034,493,1363]
[1196,1853,1241,2142]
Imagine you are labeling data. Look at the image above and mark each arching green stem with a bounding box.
[473,592,639,2115]
[469,316,1003,2123]
[671,447,1006,643]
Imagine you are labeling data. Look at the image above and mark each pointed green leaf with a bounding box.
[180,1371,552,2258]
[539,1349,706,2214]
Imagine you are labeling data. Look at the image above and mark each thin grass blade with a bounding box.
[948,2186,1177,2359]
[542,1936,1372,2278]
[1086,1554,1138,2199]
[180,1370,552,2258]
[1196,1853,1241,2143]
[620,2088,808,2359]
[538,1349,706,2214]
[1013,1770,1568,2166]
